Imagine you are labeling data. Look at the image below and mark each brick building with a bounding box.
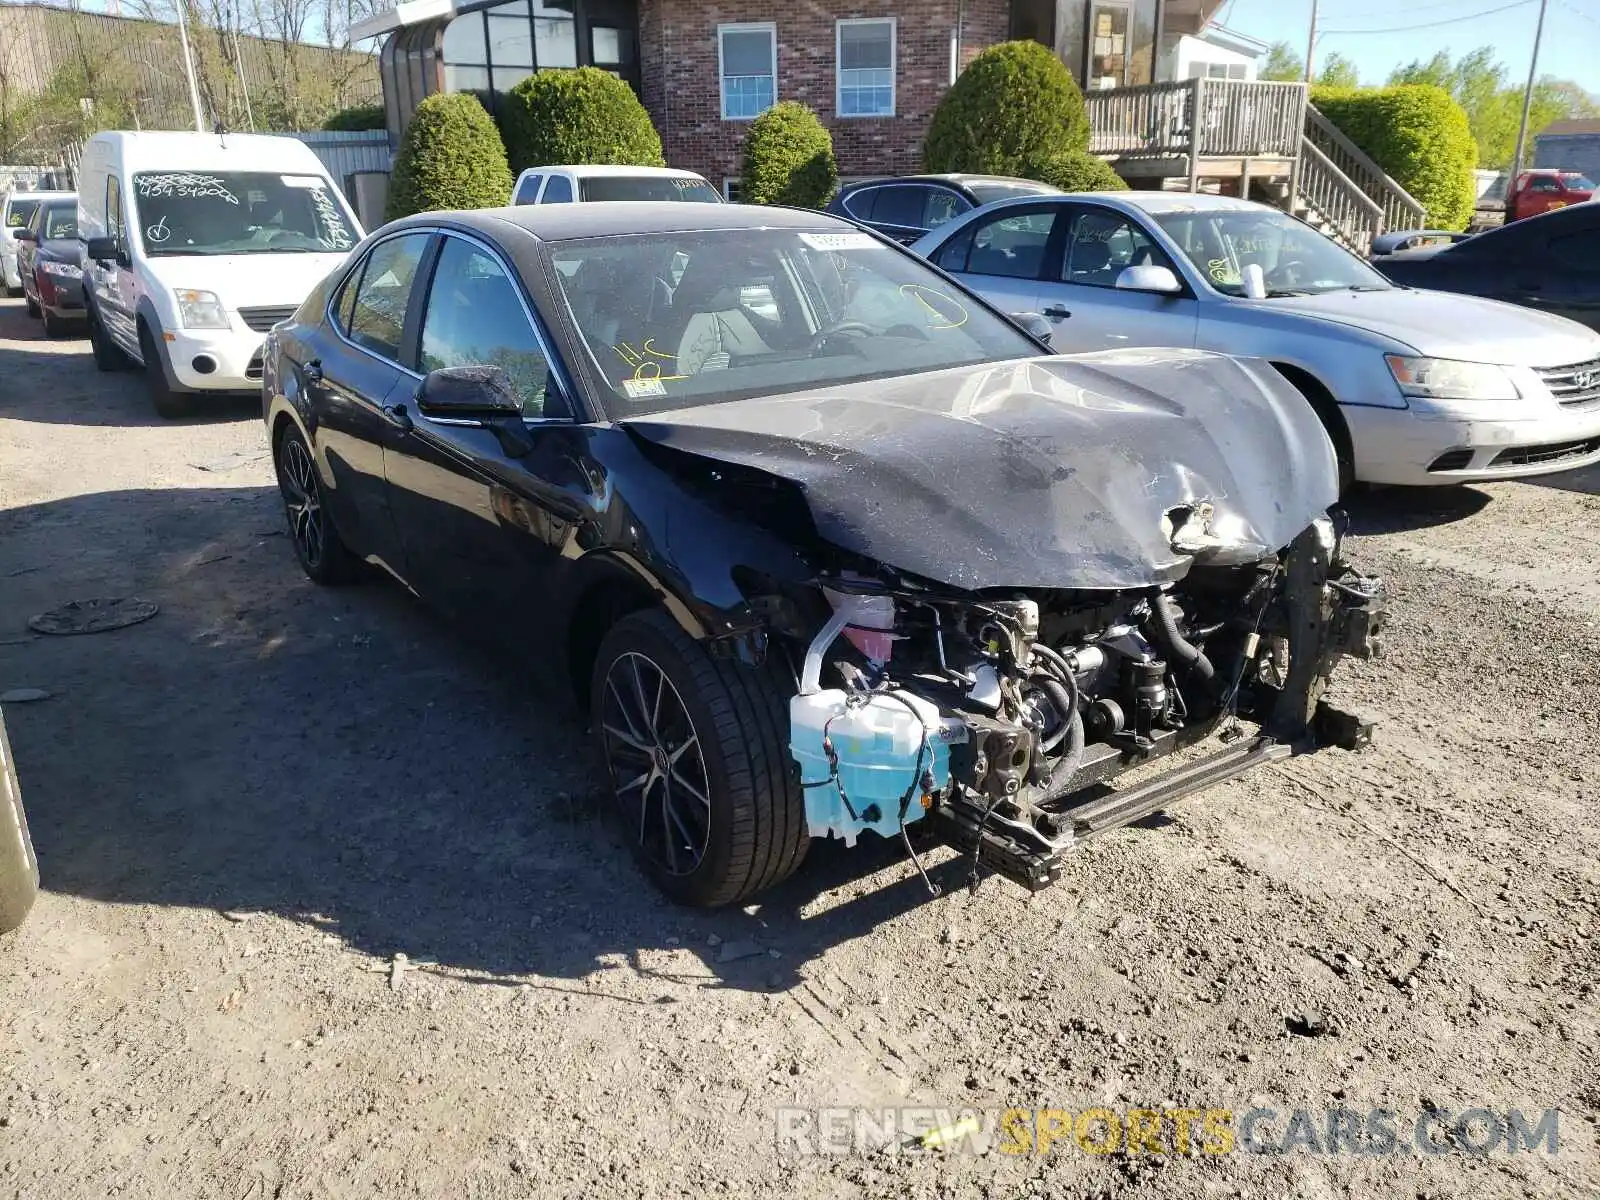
[357,0,1226,193]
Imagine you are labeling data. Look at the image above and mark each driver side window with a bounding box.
[1061,210,1168,288]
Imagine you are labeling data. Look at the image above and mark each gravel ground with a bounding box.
[1,294,1597,1198]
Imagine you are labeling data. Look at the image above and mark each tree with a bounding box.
[498,67,664,175]
[739,102,837,207]
[923,40,1089,176]
[1021,151,1127,192]
[1260,41,1304,82]
[1316,53,1360,89]
[323,103,385,131]
[386,92,513,219]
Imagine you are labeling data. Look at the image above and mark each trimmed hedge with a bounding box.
[322,103,386,132]
[924,41,1089,176]
[740,101,838,207]
[386,93,513,220]
[1022,151,1128,193]
[1311,84,1476,230]
[499,67,664,174]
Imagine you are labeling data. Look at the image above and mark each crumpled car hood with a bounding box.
[621,350,1338,590]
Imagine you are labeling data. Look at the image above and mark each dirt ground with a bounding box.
[2,294,1597,1199]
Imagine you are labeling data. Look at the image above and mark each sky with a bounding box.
[1219,0,1600,91]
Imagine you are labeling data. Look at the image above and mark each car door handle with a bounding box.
[302,358,323,384]
[1043,305,1071,321]
[381,403,413,432]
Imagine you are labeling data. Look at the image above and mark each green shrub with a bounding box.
[739,101,838,207]
[385,93,512,220]
[1022,151,1128,192]
[499,67,664,174]
[924,41,1089,176]
[1311,84,1476,229]
[322,103,386,132]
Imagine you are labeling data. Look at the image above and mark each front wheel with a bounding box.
[274,426,362,585]
[590,609,807,907]
[139,325,192,419]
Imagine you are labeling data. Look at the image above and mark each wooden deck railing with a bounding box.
[1302,105,1426,234]
[1086,78,1308,161]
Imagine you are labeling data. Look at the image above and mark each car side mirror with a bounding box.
[415,364,524,420]
[84,236,117,263]
[1012,311,1053,346]
[1114,264,1183,294]
[12,229,35,243]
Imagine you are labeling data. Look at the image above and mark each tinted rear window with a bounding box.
[579,176,721,202]
[5,198,41,228]
[966,182,1058,205]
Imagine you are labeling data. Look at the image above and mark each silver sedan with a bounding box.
[910,192,1600,487]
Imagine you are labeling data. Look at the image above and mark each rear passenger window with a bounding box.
[934,224,976,272]
[541,176,573,204]
[871,186,927,230]
[347,233,430,360]
[333,268,360,333]
[843,188,878,220]
[925,189,967,229]
[513,174,544,204]
[965,210,1057,280]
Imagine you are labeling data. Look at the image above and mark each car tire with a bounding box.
[273,426,362,585]
[139,324,192,419]
[0,706,40,936]
[590,608,808,907]
[87,303,132,371]
[24,293,39,318]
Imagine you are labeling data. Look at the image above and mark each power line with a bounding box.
[1321,0,1474,20]
[1321,0,1537,34]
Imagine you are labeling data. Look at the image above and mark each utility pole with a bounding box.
[1508,0,1549,185]
[174,0,207,133]
[1302,0,1319,83]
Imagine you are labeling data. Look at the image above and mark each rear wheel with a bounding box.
[591,609,807,907]
[23,292,39,318]
[274,426,361,585]
[139,324,191,419]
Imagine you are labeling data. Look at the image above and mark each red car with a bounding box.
[1507,169,1595,222]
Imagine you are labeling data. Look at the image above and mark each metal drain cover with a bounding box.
[28,598,160,636]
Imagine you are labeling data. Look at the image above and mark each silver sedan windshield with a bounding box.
[1150,208,1392,297]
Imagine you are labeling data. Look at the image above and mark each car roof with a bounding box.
[4,190,73,205]
[84,130,329,175]
[402,201,846,242]
[961,190,1271,216]
[516,165,709,180]
[844,173,1054,190]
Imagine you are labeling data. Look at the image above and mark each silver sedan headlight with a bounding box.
[1385,354,1519,402]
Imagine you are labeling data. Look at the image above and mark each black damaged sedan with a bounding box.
[262,203,1383,907]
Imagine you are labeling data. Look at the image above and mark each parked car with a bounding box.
[2,189,72,298]
[827,174,1062,244]
[1505,169,1594,223]
[1368,229,1472,260]
[0,704,39,935]
[14,194,86,336]
[77,130,366,418]
[262,201,1381,907]
[911,192,1600,487]
[1374,202,1600,336]
[511,165,722,205]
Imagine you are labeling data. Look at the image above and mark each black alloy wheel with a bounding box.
[274,428,359,585]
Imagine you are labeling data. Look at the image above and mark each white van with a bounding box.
[77,131,364,417]
[510,164,722,205]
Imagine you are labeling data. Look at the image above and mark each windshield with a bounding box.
[967,181,1059,204]
[1151,208,1391,296]
[5,198,41,229]
[1561,173,1596,190]
[548,228,1041,417]
[579,176,722,202]
[42,204,76,240]
[132,171,359,256]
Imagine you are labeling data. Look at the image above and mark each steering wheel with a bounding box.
[1266,259,1310,288]
[807,320,877,356]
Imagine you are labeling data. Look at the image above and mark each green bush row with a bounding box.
[1311,84,1477,230]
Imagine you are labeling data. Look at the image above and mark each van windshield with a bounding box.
[132,171,358,256]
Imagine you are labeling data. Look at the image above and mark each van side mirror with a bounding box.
[84,236,117,263]
[415,364,524,419]
[1114,264,1183,294]
[1011,311,1053,346]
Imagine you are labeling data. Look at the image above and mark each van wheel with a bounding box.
[139,325,192,419]
[88,304,132,371]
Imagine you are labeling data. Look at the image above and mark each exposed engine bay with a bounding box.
[782,512,1384,893]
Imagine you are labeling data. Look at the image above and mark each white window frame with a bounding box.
[718,21,777,122]
[836,16,896,119]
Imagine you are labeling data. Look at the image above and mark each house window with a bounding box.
[837,18,894,117]
[719,23,776,120]
[723,179,745,202]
